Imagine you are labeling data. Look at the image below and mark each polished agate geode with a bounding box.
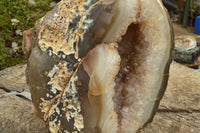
[23,0,174,132]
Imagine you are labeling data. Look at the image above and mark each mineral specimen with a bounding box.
[23,0,174,132]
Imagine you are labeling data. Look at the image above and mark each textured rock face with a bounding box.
[2,62,200,133]
[23,0,174,133]
[173,35,200,64]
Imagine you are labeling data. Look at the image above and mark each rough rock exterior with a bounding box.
[1,62,200,132]
[23,0,173,132]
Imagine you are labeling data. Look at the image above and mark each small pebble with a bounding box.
[11,19,19,26]
[29,0,36,5]
[15,29,22,36]
[11,42,19,52]
[12,42,18,48]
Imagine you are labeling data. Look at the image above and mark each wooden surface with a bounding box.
[0,61,200,133]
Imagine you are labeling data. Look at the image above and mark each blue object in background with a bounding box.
[194,16,200,35]
[198,66,200,72]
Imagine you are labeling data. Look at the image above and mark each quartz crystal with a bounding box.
[23,0,174,132]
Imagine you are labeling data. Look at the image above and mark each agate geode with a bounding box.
[23,0,174,132]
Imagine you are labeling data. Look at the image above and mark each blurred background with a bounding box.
[0,0,200,70]
[0,0,60,70]
[163,0,200,26]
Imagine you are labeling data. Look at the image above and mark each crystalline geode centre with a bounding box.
[23,0,174,133]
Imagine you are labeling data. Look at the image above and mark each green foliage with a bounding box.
[0,0,56,70]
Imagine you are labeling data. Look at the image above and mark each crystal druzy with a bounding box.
[23,0,174,132]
